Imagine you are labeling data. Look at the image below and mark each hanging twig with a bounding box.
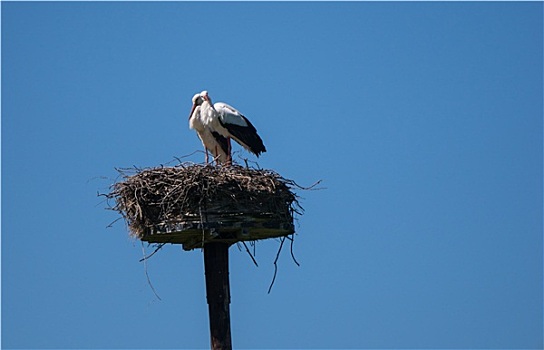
[268,237,286,294]
[141,242,162,301]
[139,243,166,262]
[242,241,259,267]
[286,234,300,267]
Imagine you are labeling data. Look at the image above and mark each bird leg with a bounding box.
[214,145,220,165]
[226,138,232,166]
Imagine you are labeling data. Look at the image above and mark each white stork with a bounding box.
[198,91,266,163]
[188,93,229,164]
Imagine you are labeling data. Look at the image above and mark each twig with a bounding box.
[236,154,261,170]
[141,242,162,301]
[268,237,286,294]
[171,150,203,165]
[287,234,300,267]
[242,241,259,267]
[288,179,325,191]
[105,217,123,229]
[139,243,166,262]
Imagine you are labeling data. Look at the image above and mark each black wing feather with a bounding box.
[211,130,230,156]
[220,115,267,156]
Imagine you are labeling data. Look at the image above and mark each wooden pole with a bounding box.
[204,242,232,350]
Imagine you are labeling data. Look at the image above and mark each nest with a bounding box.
[107,163,303,249]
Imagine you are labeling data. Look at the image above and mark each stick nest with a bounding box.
[107,163,303,239]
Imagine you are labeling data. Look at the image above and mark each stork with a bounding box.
[188,93,229,164]
[198,91,266,163]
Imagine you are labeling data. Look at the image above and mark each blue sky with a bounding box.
[2,2,542,349]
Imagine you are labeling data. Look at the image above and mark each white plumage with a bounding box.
[188,93,229,164]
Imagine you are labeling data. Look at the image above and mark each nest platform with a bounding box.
[108,163,300,251]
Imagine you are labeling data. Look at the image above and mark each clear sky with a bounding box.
[2,2,542,349]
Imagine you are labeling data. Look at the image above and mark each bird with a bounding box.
[188,92,229,164]
[198,90,266,164]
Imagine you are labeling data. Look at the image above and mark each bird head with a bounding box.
[200,90,211,103]
[192,93,204,106]
[189,93,204,120]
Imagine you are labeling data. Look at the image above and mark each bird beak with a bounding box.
[188,103,197,120]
